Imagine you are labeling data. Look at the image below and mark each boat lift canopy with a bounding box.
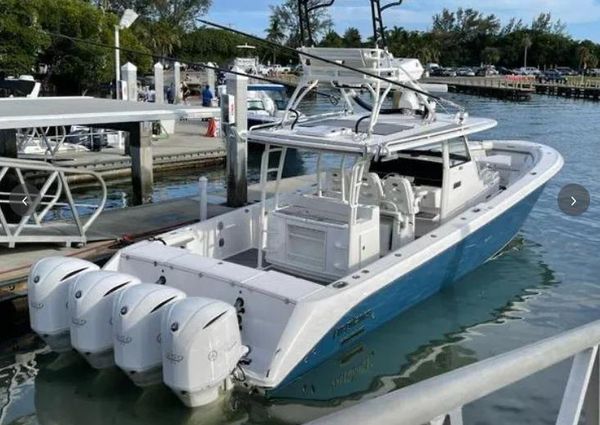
[0,97,219,130]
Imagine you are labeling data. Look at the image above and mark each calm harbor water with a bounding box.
[1,93,600,424]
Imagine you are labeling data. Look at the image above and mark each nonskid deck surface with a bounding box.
[225,249,259,268]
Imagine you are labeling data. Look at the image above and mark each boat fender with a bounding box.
[68,271,141,368]
[161,297,248,407]
[28,257,99,352]
[112,283,186,387]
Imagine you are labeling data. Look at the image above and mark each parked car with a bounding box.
[555,66,578,76]
[517,67,541,76]
[476,66,499,76]
[441,67,457,77]
[497,66,516,75]
[536,69,567,84]
[456,67,476,77]
[585,68,600,77]
[430,67,446,77]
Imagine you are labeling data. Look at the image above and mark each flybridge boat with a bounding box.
[28,47,563,407]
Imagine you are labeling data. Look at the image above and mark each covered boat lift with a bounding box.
[0,97,219,248]
[0,97,219,203]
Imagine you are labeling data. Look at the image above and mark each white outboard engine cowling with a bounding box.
[69,271,141,368]
[113,284,186,386]
[28,257,99,352]
[161,297,247,407]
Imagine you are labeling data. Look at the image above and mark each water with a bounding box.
[2,93,600,424]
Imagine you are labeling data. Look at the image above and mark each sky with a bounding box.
[205,0,600,42]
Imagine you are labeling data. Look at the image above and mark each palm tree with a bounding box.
[266,15,285,64]
[523,35,532,68]
[578,46,592,71]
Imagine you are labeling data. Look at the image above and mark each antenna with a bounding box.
[297,0,335,46]
[370,1,403,49]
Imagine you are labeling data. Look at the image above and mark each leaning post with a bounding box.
[223,70,248,207]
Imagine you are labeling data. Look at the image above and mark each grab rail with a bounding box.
[0,157,107,247]
[307,319,600,425]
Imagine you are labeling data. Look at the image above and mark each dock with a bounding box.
[423,77,534,100]
[534,80,600,100]
[424,76,600,102]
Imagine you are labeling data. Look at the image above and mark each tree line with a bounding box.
[1,0,600,95]
[315,9,600,70]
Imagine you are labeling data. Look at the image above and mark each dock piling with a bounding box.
[121,62,138,102]
[223,71,248,207]
[128,121,153,205]
[0,129,17,158]
[174,61,182,104]
[154,62,164,104]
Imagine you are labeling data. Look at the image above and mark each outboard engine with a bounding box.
[69,271,141,368]
[112,284,186,386]
[161,297,247,407]
[28,257,99,352]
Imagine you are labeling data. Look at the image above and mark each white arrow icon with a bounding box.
[21,197,28,206]
[571,196,577,207]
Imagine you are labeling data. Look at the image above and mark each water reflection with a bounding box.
[34,352,245,425]
[14,237,556,425]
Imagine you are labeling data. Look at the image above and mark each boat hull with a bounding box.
[279,186,544,387]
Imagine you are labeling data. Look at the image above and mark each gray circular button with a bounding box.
[558,184,590,216]
[9,183,40,217]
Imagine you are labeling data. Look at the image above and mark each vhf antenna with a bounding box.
[371,0,403,49]
[298,0,335,46]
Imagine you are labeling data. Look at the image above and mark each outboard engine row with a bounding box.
[28,257,248,407]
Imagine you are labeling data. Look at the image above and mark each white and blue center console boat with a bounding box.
[28,47,563,407]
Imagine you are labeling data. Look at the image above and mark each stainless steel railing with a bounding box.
[0,157,107,247]
[307,319,600,425]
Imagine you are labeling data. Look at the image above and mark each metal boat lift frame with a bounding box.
[0,157,107,248]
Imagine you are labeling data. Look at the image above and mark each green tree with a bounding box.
[0,0,49,75]
[266,15,285,64]
[269,0,333,47]
[98,0,211,30]
[320,30,344,48]
[481,47,501,64]
[36,0,151,94]
[342,27,362,48]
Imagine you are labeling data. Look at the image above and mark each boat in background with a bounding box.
[0,75,41,98]
[27,45,563,408]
